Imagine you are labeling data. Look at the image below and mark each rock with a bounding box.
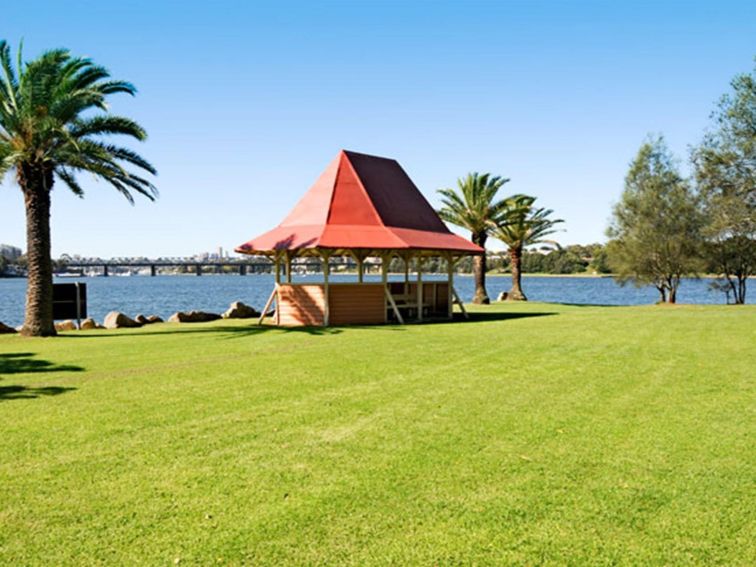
[103,311,142,329]
[222,301,260,319]
[0,321,17,334]
[496,291,509,302]
[168,311,221,323]
[79,318,103,330]
[54,320,77,331]
[146,315,164,324]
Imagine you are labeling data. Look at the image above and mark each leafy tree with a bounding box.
[492,195,563,300]
[588,246,612,274]
[607,137,703,303]
[0,41,157,336]
[692,63,755,304]
[438,173,512,303]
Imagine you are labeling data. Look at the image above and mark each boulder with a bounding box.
[496,291,509,302]
[103,311,142,329]
[80,318,103,330]
[135,314,163,325]
[222,301,260,319]
[168,311,221,323]
[0,321,17,334]
[54,320,78,331]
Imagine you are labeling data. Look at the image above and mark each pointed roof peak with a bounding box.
[236,151,483,255]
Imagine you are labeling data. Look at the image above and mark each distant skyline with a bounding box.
[1,0,754,257]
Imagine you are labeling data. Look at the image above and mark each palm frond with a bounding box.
[0,40,157,203]
[437,172,512,235]
[56,167,84,197]
[70,116,147,140]
[492,195,564,250]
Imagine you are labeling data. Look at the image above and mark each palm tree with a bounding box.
[438,173,511,304]
[493,196,563,301]
[0,41,157,336]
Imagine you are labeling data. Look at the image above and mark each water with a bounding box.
[0,273,738,328]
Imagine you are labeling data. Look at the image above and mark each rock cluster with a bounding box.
[80,318,104,330]
[54,320,78,331]
[168,311,221,323]
[103,311,142,329]
[1,300,259,333]
[135,314,163,325]
[222,301,260,319]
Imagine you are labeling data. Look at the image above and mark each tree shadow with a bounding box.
[60,322,347,339]
[0,384,77,401]
[0,353,80,401]
[555,302,623,308]
[458,311,558,323]
[47,309,558,341]
[0,352,85,374]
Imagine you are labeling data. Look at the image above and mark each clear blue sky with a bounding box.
[1,0,754,257]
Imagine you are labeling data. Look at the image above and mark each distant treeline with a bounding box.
[452,244,610,275]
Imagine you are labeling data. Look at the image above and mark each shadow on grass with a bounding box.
[0,353,80,401]
[52,310,558,340]
[461,311,558,322]
[0,352,85,374]
[0,383,77,401]
[555,302,623,308]
[60,323,350,340]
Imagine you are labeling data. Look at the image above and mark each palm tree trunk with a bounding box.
[508,245,527,301]
[471,232,489,304]
[19,165,57,337]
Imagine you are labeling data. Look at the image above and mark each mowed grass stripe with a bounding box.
[0,302,754,565]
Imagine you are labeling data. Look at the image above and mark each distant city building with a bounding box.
[0,244,23,261]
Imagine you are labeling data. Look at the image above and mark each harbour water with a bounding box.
[0,274,739,328]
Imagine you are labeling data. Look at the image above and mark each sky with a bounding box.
[0,0,754,257]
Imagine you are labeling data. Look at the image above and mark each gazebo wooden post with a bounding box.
[285,251,292,284]
[417,256,424,322]
[321,250,331,326]
[381,253,389,323]
[256,253,282,326]
[382,252,404,324]
[446,252,454,320]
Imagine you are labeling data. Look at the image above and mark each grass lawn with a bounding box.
[0,302,754,565]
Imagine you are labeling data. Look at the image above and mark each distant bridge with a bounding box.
[59,259,358,277]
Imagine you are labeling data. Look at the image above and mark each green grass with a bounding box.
[0,303,754,565]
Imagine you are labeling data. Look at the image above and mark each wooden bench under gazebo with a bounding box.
[235,150,483,326]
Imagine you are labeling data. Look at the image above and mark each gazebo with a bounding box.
[235,150,483,326]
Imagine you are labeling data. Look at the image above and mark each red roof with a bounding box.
[236,150,482,255]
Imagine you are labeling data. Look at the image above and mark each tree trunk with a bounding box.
[656,285,667,303]
[667,286,677,304]
[736,274,747,305]
[19,164,57,337]
[666,276,680,304]
[471,232,489,304]
[508,245,527,301]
